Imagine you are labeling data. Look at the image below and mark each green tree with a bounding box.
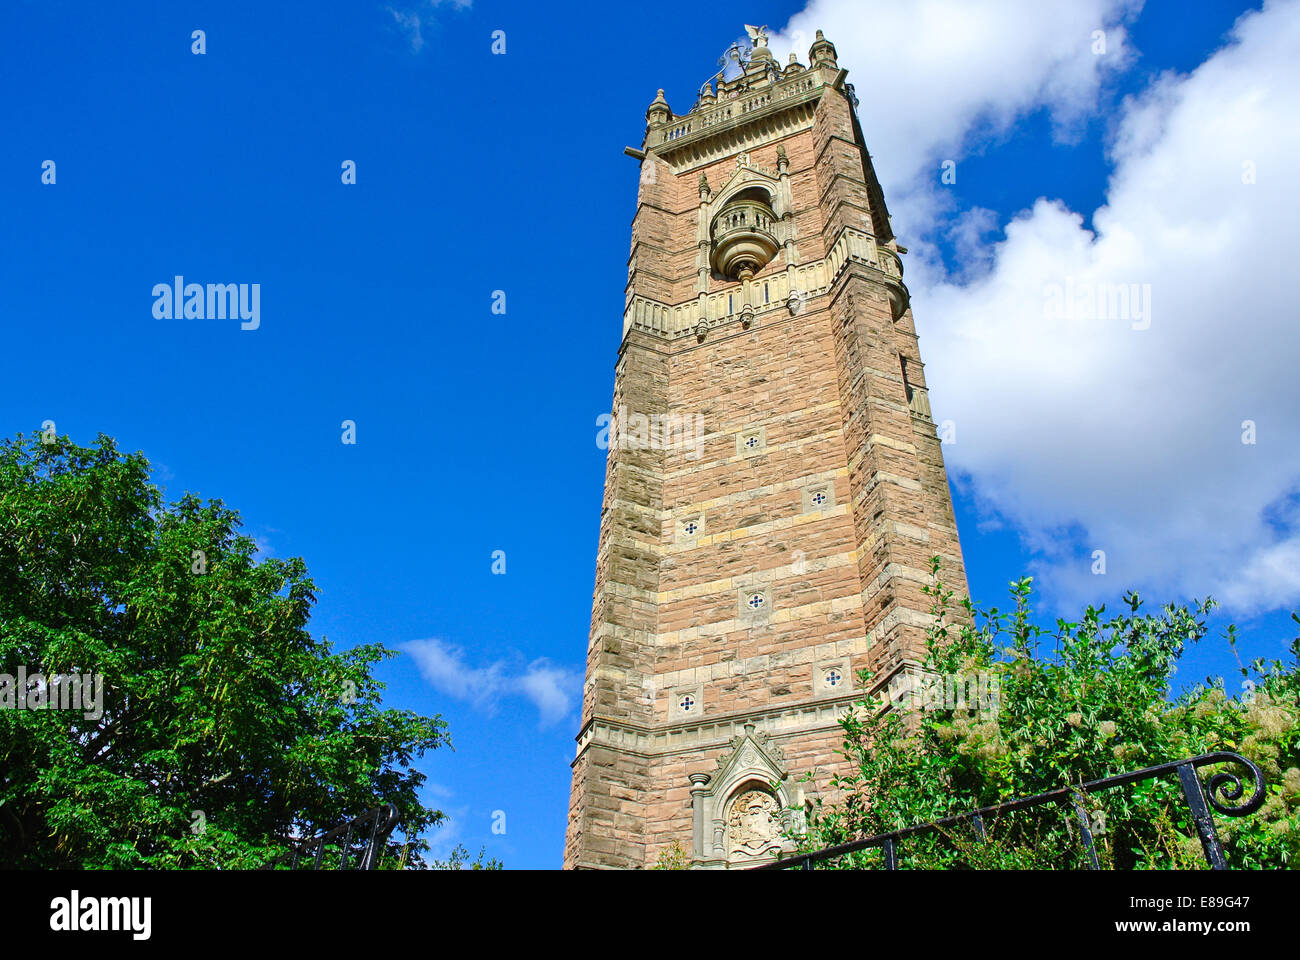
[652,839,691,870]
[424,844,504,870]
[0,433,452,868]
[792,558,1300,869]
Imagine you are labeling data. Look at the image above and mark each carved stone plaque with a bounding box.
[727,789,781,857]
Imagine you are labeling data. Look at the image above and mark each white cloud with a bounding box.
[774,0,1300,613]
[772,0,1141,237]
[421,801,465,860]
[925,0,1300,613]
[385,0,472,53]
[387,7,425,52]
[251,534,274,561]
[423,781,455,800]
[514,660,580,726]
[405,638,581,727]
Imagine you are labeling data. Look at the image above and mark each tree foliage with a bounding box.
[423,844,504,871]
[652,840,691,870]
[793,559,1300,869]
[0,433,451,868]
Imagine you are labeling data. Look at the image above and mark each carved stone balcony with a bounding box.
[710,198,779,281]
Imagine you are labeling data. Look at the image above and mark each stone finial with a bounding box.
[809,29,838,68]
[646,88,672,126]
[698,172,711,199]
[776,143,789,174]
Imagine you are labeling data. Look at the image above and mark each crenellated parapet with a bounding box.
[642,26,840,159]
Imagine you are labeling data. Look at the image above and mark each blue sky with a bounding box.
[3,0,1298,869]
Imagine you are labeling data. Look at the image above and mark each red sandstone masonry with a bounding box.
[566,35,968,869]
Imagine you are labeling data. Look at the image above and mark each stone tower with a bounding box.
[564,26,968,869]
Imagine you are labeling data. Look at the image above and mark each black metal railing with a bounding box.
[264,804,401,871]
[757,751,1266,870]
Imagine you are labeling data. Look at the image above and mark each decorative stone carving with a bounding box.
[885,279,910,321]
[710,189,779,281]
[727,789,782,857]
[712,722,787,776]
[688,721,796,868]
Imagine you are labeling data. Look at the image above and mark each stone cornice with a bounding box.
[621,227,904,342]
[571,690,865,761]
[649,105,820,176]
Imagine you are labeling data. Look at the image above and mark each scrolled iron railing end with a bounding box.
[1191,751,1267,817]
